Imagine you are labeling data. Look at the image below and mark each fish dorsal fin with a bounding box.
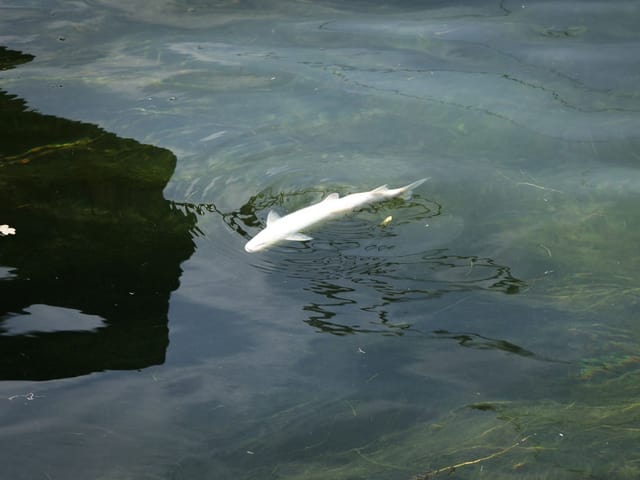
[322,192,340,202]
[266,210,281,226]
[371,184,388,192]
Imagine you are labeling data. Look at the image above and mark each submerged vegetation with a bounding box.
[176,385,640,479]
[521,193,640,316]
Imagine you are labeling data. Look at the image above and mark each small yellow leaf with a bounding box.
[380,215,393,227]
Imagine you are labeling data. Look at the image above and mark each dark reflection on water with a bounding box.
[0,47,197,380]
[432,329,539,358]
[0,46,33,71]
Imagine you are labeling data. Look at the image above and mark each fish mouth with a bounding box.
[244,241,264,253]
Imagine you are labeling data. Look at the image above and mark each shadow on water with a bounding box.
[0,47,197,380]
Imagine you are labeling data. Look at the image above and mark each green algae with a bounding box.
[522,193,640,316]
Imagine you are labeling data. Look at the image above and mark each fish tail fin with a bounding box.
[393,178,429,199]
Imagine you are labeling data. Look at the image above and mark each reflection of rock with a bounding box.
[0,46,33,71]
[0,47,196,380]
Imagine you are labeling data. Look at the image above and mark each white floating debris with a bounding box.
[0,224,16,236]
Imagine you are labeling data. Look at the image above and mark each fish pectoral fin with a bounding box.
[322,192,340,202]
[266,210,282,226]
[285,232,313,242]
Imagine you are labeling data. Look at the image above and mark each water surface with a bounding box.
[1,1,640,478]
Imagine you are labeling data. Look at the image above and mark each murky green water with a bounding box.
[1,1,640,478]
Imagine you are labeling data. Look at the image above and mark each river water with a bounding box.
[1,1,640,478]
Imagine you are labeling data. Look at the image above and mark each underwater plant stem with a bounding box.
[413,435,531,479]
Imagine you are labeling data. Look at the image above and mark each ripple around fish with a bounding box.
[286,244,526,338]
[173,185,524,303]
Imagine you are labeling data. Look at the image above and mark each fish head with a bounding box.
[244,228,276,252]
[244,236,266,252]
